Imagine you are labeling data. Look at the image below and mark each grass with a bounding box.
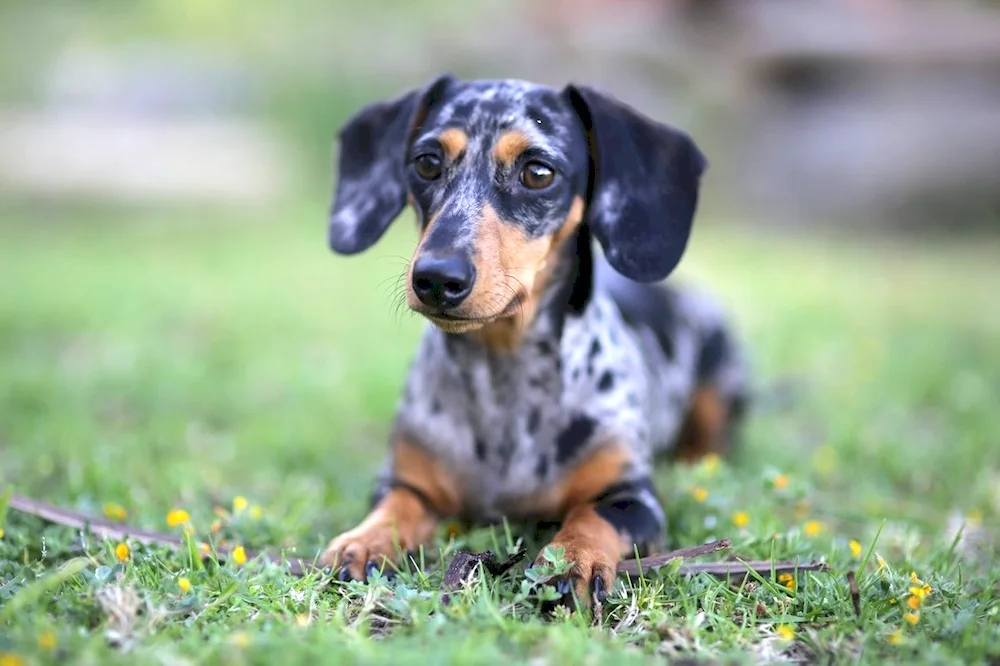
[1,200,999,664]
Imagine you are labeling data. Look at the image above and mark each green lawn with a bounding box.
[1,202,998,664]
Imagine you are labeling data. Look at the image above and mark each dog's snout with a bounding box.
[412,254,475,309]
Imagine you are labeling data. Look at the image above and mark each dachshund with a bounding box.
[319,74,748,609]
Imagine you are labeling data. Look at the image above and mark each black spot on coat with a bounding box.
[556,414,597,463]
[534,455,549,478]
[597,370,614,392]
[527,407,541,435]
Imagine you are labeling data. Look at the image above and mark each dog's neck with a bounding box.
[446,226,592,356]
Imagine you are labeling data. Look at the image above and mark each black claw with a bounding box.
[337,566,352,582]
[365,560,379,579]
[538,575,580,614]
[593,575,608,604]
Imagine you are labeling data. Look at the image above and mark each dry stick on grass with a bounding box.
[846,570,862,618]
[8,492,829,580]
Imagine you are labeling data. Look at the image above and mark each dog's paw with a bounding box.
[319,525,401,582]
[534,542,617,612]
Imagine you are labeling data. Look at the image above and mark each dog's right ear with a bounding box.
[328,74,455,255]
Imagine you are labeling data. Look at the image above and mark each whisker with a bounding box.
[503,276,527,335]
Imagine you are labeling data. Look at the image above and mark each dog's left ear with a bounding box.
[329,74,455,255]
[564,84,707,283]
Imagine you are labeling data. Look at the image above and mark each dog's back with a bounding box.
[595,256,749,460]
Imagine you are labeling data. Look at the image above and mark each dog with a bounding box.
[319,74,748,609]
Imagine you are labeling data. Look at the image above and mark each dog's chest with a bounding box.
[455,345,565,485]
[395,295,678,520]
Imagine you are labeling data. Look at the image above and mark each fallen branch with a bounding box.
[9,493,183,547]
[7,492,829,582]
[847,570,861,618]
[616,539,731,576]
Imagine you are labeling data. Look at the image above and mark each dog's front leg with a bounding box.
[538,477,665,610]
[319,438,460,581]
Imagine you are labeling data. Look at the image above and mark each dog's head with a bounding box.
[328,75,706,335]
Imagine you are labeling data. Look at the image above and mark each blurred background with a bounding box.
[3,0,1000,226]
[1,0,999,542]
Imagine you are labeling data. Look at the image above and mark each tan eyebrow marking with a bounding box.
[438,128,468,161]
[492,130,533,166]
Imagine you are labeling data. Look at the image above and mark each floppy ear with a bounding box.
[564,84,707,283]
[328,74,455,255]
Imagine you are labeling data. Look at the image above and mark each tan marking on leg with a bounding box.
[536,504,627,608]
[392,438,462,516]
[319,438,461,577]
[438,128,468,161]
[673,385,730,463]
[509,444,630,518]
[318,488,435,578]
[492,130,532,166]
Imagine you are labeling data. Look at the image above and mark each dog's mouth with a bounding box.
[421,296,523,331]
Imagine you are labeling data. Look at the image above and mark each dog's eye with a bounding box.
[520,162,554,189]
[414,154,442,181]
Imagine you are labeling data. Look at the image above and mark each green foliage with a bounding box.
[1,205,999,664]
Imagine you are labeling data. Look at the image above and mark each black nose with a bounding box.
[411,254,475,309]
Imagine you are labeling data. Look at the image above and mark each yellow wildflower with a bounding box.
[229,632,250,648]
[778,573,796,591]
[37,629,57,650]
[907,596,921,610]
[103,502,127,521]
[702,453,720,474]
[249,505,263,520]
[776,624,795,640]
[849,540,863,559]
[233,496,248,514]
[909,572,932,597]
[0,529,4,539]
[732,511,749,528]
[178,577,191,593]
[904,612,919,625]
[804,520,823,537]
[0,653,25,666]
[198,542,211,556]
[232,545,247,566]
[691,487,708,503]
[295,614,311,627]
[115,542,130,562]
[166,509,191,527]
[773,474,789,490]
[886,629,903,645]
[210,519,223,533]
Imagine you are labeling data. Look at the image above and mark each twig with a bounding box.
[616,539,731,576]
[9,493,183,547]
[7,492,831,582]
[847,570,861,618]
[676,560,829,578]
